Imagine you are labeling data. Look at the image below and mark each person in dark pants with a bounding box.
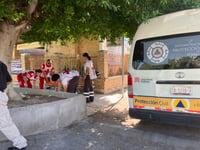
[67,76,80,93]
[0,61,27,150]
[82,53,97,103]
[51,70,80,93]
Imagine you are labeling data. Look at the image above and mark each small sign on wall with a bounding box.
[11,59,22,74]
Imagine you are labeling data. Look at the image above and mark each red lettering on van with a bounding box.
[135,77,140,83]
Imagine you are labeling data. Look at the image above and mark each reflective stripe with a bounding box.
[134,105,144,109]
[165,109,172,111]
[188,110,200,113]
[83,92,89,95]
[155,107,162,111]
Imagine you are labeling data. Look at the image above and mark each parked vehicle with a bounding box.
[128,9,200,126]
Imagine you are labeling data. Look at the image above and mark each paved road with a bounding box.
[1,95,200,150]
[1,114,200,150]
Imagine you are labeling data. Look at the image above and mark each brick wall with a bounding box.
[94,51,128,93]
[21,54,44,70]
[46,41,76,57]
[44,39,100,73]
[77,38,100,56]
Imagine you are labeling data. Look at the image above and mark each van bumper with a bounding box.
[129,108,200,127]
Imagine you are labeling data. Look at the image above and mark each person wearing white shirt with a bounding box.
[82,53,97,103]
[51,70,80,93]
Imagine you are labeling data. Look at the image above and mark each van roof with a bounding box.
[134,9,200,40]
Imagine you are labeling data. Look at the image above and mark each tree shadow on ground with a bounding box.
[92,105,200,140]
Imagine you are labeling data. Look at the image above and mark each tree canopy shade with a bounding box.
[0,0,199,44]
[0,0,200,100]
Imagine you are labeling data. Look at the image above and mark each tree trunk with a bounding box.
[0,22,23,100]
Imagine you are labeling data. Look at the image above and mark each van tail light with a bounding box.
[128,73,133,98]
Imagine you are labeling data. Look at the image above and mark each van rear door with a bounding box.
[131,33,200,113]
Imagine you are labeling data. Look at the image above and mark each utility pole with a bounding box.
[122,37,125,97]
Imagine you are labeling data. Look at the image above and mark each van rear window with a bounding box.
[133,33,200,70]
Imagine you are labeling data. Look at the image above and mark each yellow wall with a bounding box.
[77,38,100,56]
[14,39,128,93]
[44,39,100,73]
[45,38,100,58]
[46,41,76,57]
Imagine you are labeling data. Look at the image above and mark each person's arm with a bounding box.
[51,67,55,75]
[33,80,36,88]
[42,71,48,81]
[83,67,89,79]
[7,81,12,86]
[5,64,12,85]
[57,80,62,91]
[41,64,48,82]
[63,84,68,92]
[23,76,28,87]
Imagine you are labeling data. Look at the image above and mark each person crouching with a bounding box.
[51,70,80,93]
[17,69,42,88]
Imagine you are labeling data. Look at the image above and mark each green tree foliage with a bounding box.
[0,0,200,43]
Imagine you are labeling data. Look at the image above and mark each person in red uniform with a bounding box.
[17,69,42,88]
[40,59,55,89]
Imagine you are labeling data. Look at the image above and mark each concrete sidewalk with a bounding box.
[86,90,124,116]
[0,90,125,149]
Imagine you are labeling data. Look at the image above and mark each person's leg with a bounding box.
[39,77,44,89]
[67,76,80,93]
[47,77,51,83]
[0,92,27,149]
[89,80,94,102]
[84,75,90,103]
[26,79,32,88]
[17,74,25,88]
[45,77,51,89]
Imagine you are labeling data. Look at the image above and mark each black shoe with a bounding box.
[8,146,27,150]
[86,98,90,103]
[89,97,94,102]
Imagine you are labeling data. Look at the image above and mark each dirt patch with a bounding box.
[8,95,62,108]
[92,96,140,128]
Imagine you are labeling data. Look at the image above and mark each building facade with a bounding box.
[12,38,129,93]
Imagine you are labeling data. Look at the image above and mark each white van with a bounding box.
[128,9,200,126]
